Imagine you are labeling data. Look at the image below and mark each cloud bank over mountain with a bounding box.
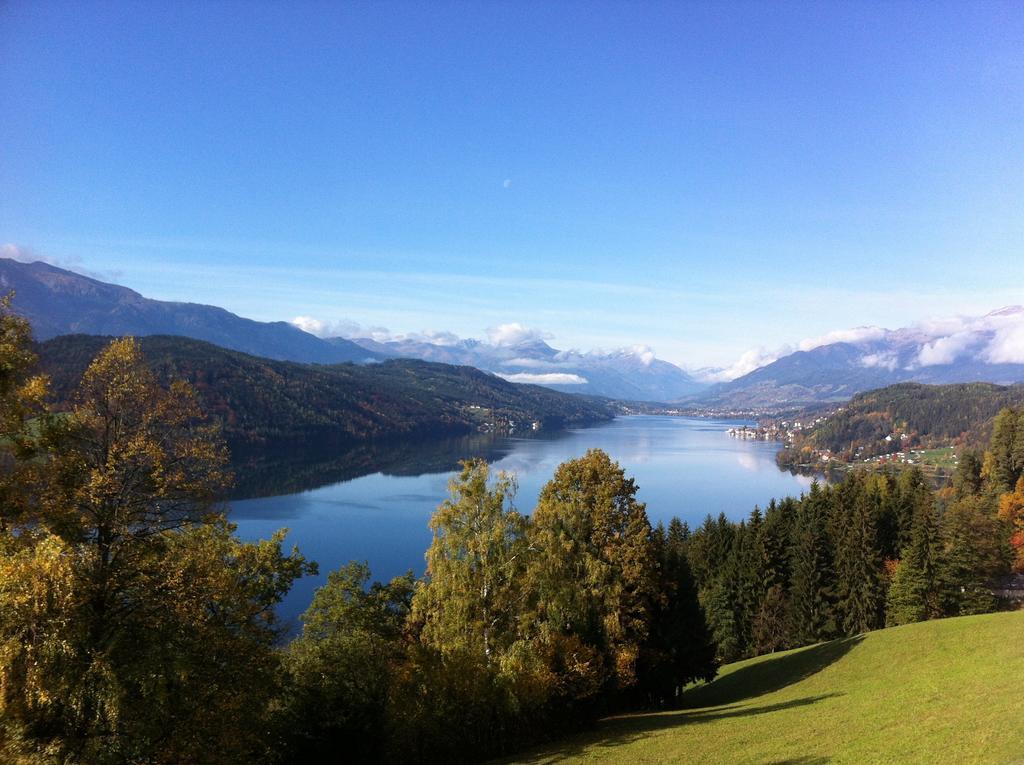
[290,317,706,402]
[694,306,1024,409]
[709,307,1024,383]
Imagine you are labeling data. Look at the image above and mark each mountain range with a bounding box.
[697,307,1024,408]
[347,333,706,402]
[0,257,703,402]
[6,256,1024,410]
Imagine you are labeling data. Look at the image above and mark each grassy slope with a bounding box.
[512,611,1024,765]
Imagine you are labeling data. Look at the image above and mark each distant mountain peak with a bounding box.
[0,257,379,365]
[986,305,1024,318]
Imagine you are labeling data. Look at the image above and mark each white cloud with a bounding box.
[916,331,981,366]
[708,306,1024,379]
[496,372,588,385]
[634,346,656,366]
[798,326,888,352]
[608,345,656,366]
[708,326,896,385]
[291,316,464,346]
[860,351,899,371]
[1,244,29,261]
[985,321,1024,364]
[291,315,362,338]
[485,322,551,347]
[700,346,788,382]
[414,329,462,346]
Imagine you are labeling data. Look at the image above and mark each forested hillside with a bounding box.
[36,334,614,447]
[777,382,1024,466]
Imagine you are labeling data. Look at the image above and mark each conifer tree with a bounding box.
[986,408,1022,493]
[733,514,764,656]
[894,468,931,552]
[700,573,741,663]
[643,519,717,701]
[953,450,984,498]
[835,491,885,635]
[686,512,734,590]
[788,483,837,644]
[885,497,942,626]
[941,496,1006,615]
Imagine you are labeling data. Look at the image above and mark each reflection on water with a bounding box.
[227,430,543,502]
[229,416,817,627]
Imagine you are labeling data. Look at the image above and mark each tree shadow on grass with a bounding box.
[509,637,863,764]
[682,635,864,708]
[510,695,839,763]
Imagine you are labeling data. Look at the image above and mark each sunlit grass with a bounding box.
[509,611,1024,764]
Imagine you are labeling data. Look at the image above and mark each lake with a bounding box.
[229,416,817,627]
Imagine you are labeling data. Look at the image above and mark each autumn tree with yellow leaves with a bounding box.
[0,314,313,764]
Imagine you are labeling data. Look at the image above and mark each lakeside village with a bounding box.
[725,412,960,474]
[725,414,833,447]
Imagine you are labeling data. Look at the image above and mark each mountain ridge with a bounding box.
[0,258,378,365]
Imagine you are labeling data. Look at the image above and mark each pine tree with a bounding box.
[788,483,837,644]
[893,467,930,553]
[686,512,735,590]
[642,518,717,702]
[835,491,885,636]
[987,408,1022,493]
[941,496,1005,615]
[885,496,942,626]
[733,514,764,657]
[952,450,984,498]
[700,573,741,663]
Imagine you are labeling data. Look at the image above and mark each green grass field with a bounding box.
[509,611,1024,765]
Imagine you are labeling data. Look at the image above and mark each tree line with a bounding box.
[2,298,1021,763]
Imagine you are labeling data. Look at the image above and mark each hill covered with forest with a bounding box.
[776,382,1024,467]
[37,334,615,447]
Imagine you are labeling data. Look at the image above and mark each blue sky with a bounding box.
[2,0,1023,369]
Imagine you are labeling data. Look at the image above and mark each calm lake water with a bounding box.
[230,416,816,627]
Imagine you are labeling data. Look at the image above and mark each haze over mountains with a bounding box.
[342,328,706,402]
[5,255,1024,409]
